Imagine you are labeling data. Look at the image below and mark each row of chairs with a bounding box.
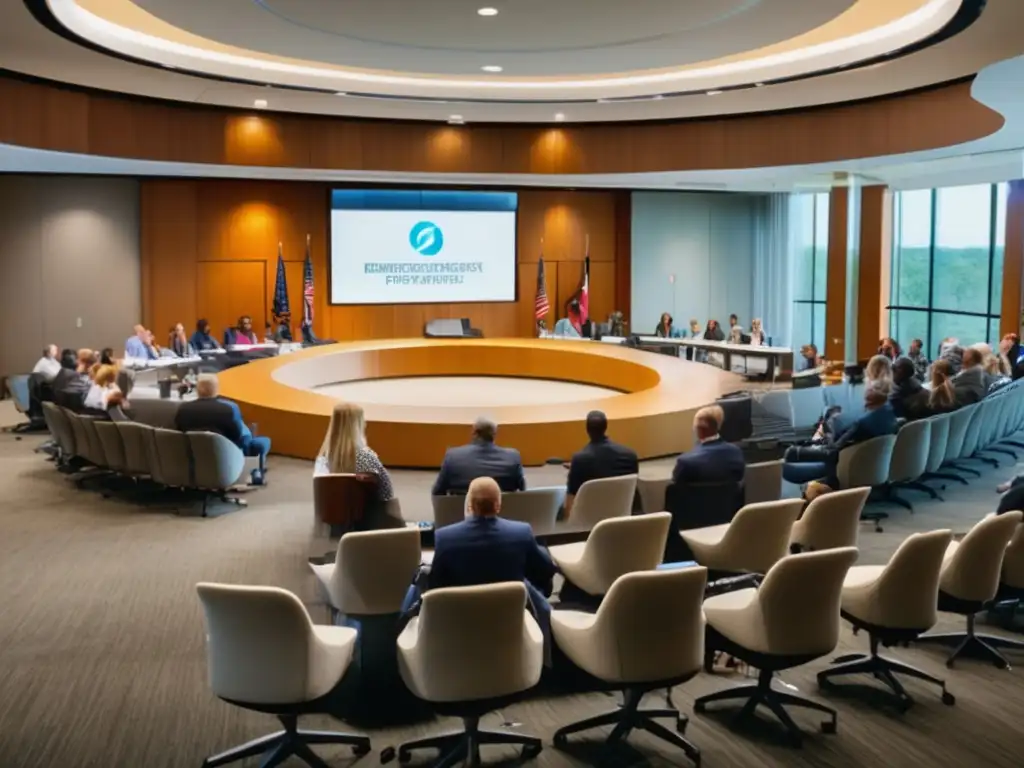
[837,379,1024,529]
[40,402,255,515]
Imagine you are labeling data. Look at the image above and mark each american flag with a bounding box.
[302,234,314,329]
[534,255,550,320]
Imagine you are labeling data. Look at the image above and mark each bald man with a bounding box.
[671,405,745,485]
[429,477,555,598]
[431,417,526,495]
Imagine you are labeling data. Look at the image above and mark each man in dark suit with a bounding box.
[672,405,745,486]
[565,410,638,518]
[174,373,270,485]
[431,417,526,495]
[889,356,929,420]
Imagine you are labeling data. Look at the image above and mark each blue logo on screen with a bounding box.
[409,221,444,256]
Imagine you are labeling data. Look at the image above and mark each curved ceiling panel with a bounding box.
[49,0,963,101]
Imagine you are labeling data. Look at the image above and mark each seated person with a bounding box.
[672,405,745,486]
[105,390,131,422]
[190,319,222,352]
[927,359,957,414]
[53,349,95,411]
[799,343,821,371]
[32,344,61,382]
[314,402,401,530]
[173,373,269,485]
[907,338,929,381]
[938,338,964,375]
[952,347,990,405]
[224,315,259,346]
[125,324,158,360]
[553,300,584,338]
[703,319,725,342]
[565,410,639,518]
[889,357,929,420]
[432,417,526,495]
[783,382,897,490]
[99,348,116,366]
[272,312,293,343]
[83,364,120,412]
[168,323,195,358]
[655,312,682,339]
[865,354,893,392]
[749,318,768,346]
[607,311,626,337]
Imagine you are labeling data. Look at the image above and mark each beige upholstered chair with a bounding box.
[886,419,938,507]
[569,474,638,528]
[996,523,1024,623]
[551,567,707,765]
[500,487,565,530]
[188,432,252,516]
[817,529,954,708]
[113,421,156,477]
[917,512,1024,668]
[392,583,544,766]
[195,583,370,767]
[548,513,671,597]
[681,499,803,574]
[694,548,858,746]
[637,476,672,514]
[309,527,422,619]
[744,460,784,505]
[837,434,897,532]
[790,487,869,553]
[92,421,128,474]
[431,494,467,529]
[152,427,192,487]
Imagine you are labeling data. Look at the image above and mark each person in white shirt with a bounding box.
[32,345,62,382]
[83,364,121,412]
[749,318,768,346]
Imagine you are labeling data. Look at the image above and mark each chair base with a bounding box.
[554,688,699,767]
[860,506,888,533]
[921,470,968,487]
[891,480,942,502]
[917,613,1024,670]
[385,715,541,768]
[817,635,953,710]
[694,669,836,747]
[200,492,248,518]
[203,714,370,768]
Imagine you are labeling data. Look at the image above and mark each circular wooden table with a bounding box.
[217,338,744,467]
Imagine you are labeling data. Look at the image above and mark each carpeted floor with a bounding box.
[1,401,1023,768]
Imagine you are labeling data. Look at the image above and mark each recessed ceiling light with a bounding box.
[477,7,498,16]
[706,90,723,96]
[481,65,503,73]
[254,99,268,108]
[554,113,565,122]
[448,114,464,124]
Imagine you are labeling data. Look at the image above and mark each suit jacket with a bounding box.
[52,368,90,411]
[834,403,898,451]
[952,366,988,406]
[432,440,526,495]
[429,516,555,598]
[889,378,929,421]
[566,437,638,496]
[672,438,745,486]
[174,397,251,450]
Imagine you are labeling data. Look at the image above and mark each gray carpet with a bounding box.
[1,401,1023,768]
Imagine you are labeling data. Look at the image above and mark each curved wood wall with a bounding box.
[0,75,1004,173]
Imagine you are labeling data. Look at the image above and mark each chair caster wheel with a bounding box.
[677,717,688,734]
[821,720,837,735]
[553,732,569,748]
[521,743,542,760]
[942,691,956,706]
[945,658,955,669]
[694,700,707,714]
[875,525,884,533]
[352,743,371,757]
[379,746,396,764]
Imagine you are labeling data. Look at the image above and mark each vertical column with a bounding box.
[857,185,893,360]
[1002,180,1024,337]
[825,186,850,361]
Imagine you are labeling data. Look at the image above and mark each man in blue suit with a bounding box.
[174,373,270,485]
[431,417,526,495]
[672,405,746,486]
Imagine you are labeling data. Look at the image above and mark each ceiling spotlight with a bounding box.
[554,113,565,122]
[254,99,268,108]
[481,65,503,73]
[706,90,723,96]
[448,114,465,124]
[477,7,498,15]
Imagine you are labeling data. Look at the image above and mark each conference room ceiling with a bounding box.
[2,0,1022,122]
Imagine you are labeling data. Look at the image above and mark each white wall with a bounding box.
[630,191,761,336]
[0,176,140,375]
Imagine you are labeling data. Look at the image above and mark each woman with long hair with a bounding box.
[83,364,121,411]
[169,322,195,358]
[928,359,957,413]
[315,402,395,500]
[865,354,893,394]
[655,312,676,338]
[749,318,767,346]
[704,319,725,342]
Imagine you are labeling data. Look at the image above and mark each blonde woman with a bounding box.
[315,402,395,503]
[865,354,893,394]
[83,364,120,411]
[749,318,767,346]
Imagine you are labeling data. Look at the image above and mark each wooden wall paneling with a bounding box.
[0,78,89,153]
[587,261,617,323]
[140,180,198,337]
[825,186,850,361]
[224,115,313,168]
[517,190,616,264]
[613,191,632,323]
[1002,180,1024,336]
[857,185,892,360]
[557,259,587,319]
[197,261,268,338]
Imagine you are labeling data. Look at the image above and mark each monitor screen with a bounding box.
[329,189,518,305]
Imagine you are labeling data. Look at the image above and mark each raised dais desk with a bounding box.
[635,337,795,379]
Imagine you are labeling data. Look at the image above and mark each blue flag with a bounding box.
[272,244,290,318]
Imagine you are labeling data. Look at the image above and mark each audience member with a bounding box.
[939,338,964,374]
[952,347,990,405]
[671,405,745,485]
[99,348,116,366]
[190,319,222,351]
[432,417,526,495]
[314,402,395,501]
[704,319,725,342]
[865,354,893,393]
[51,349,86,410]
[878,337,901,360]
[169,323,195,358]
[32,345,61,382]
[553,300,583,338]
[105,390,131,422]
[889,357,929,420]
[225,316,259,346]
[799,344,821,371]
[907,338,929,381]
[783,382,897,491]
[125,325,157,360]
[928,359,958,414]
[83,364,120,412]
[1002,333,1024,380]
[173,373,269,485]
[565,410,639,518]
[655,312,681,338]
[749,318,767,346]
